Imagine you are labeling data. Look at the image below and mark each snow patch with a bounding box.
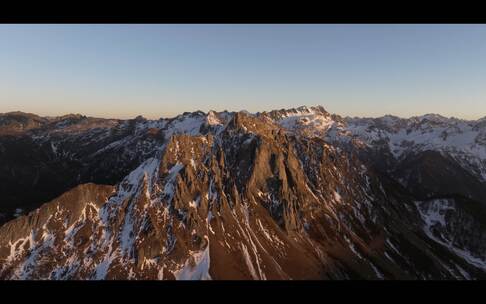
[173,245,211,280]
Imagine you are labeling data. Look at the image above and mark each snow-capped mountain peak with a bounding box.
[1,106,485,280]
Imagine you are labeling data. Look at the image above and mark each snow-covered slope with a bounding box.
[344,114,486,182]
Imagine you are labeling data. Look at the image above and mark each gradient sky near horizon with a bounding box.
[1,24,486,119]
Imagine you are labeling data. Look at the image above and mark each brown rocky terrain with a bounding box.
[0,107,485,279]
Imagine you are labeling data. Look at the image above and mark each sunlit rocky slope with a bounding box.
[0,107,485,279]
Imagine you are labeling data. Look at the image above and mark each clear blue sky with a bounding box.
[1,24,485,119]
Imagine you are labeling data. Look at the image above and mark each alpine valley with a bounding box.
[0,106,485,280]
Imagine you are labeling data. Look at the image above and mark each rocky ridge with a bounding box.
[0,106,485,279]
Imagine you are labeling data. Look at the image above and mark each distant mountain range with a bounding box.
[0,106,485,279]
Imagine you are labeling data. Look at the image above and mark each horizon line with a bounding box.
[1,106,485,122]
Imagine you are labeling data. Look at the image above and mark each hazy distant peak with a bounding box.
[413,113,449,122]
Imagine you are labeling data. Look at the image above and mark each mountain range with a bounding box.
[0,106,485,279]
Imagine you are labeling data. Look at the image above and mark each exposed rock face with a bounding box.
[0,107,485,280]
[0,112,166,224]
[0,183,115,279]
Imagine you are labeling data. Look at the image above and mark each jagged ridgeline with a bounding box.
[0,107,485,279]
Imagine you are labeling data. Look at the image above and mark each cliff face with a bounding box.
[1,108,485,280]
